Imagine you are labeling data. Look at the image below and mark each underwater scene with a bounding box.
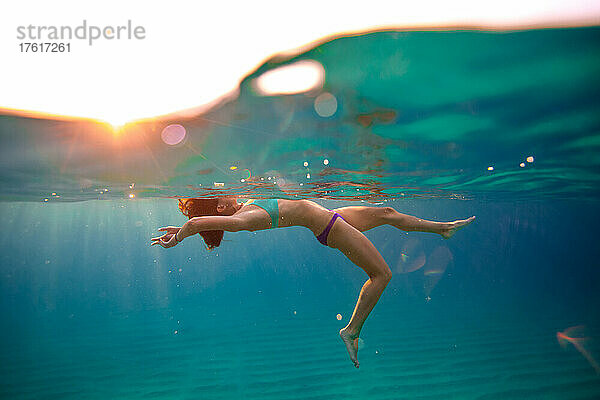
[1,26,600,399]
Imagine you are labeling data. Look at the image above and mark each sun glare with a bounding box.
[2,1,598,123]
[106,116,132,131]
[253,60,325,96]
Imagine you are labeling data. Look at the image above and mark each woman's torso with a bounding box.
[236,199,335,235]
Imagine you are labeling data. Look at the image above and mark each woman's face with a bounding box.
[216,197,239,215]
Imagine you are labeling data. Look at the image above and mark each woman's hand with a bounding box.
[151,226,181,248]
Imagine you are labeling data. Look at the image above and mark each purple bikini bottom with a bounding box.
[316,212,345,246]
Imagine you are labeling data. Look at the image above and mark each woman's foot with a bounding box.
[339,327,360,368]
[441,216,476,239]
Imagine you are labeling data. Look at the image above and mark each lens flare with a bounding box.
[276,176,301,196]
[161,124,187,146]
[314,92,338,117]
[397,238,426,273]
[423,246,453,296]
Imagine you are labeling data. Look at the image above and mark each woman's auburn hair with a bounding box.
[178,198,224,250]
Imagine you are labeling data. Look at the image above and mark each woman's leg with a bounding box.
[326,218,393,368]
[333,206,475,238]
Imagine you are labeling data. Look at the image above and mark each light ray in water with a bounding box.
[197,115,280,138]
[184,142,230,177]
[557,325,600,374]
[138,129,170,184]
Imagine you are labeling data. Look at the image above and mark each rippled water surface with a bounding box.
[1,27,599,201]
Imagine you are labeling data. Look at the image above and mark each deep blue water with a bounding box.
[1,198,600,399]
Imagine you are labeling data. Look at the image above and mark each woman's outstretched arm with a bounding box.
[152,205,275,248]
[181,215,247,237]
[151,215,247,248]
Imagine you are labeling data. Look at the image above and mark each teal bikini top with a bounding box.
[245,199,279,228]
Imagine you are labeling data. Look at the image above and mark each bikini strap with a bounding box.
[316,212,343,246]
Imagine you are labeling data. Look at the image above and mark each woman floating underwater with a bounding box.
[151,197,475,368]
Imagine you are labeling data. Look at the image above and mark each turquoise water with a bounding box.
[1,27,600,398]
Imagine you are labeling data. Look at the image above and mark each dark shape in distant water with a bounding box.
[557,325,600,374]
[357,109,397,128]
